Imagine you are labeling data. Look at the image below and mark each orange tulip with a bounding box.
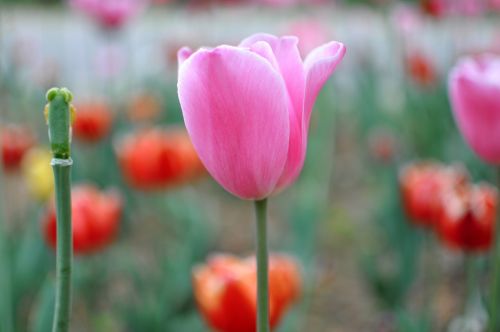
[127,93,162,122]
[73,102,113,142]
[193,254,301,332]
[116,127,204,190]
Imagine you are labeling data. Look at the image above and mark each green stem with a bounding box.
[489,167,500,332]
[0,152,13,332]
[465,255,479,313]
[45,88,74,332]
[51,161,73,332]
[254,199,269,332]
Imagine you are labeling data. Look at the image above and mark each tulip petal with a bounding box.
[449,56,500,164]
[177,47,193,67]
[304,41,346,127]
[276,41,345,191]
[178,45,290,199]
[240,34,308,193]
[240,34,305,119]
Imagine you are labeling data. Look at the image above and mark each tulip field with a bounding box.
[2,1,500,332]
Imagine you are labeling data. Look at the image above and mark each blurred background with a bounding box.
[1,0,500,331]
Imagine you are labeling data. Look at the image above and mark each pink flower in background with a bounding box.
[391,5,423,36]
[253,0,326,7]
[70,0,146,29]
[452,0,486,16]
[177,33,345,199]
[449,54,500,164]
[490,0,500,10]
[287,20,330,56]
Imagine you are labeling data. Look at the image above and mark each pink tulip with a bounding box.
[286,20,331,56]
[70,0,146,29]
[491,0,500,10]
[449,54,500,164]
[177,33,345,199]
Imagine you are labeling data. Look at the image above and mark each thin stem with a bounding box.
[254,199,269,332]
[0,151,13,332]
[51,162,72,332]
[490,167,500,332]
[465,254,479,314]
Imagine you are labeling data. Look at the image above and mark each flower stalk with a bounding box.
[45,87,75,332]
[255,198,269,332]
[490,167,500,332]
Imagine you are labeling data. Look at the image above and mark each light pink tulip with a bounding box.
[70,0,146,29]
[286,20,331,56]
[449,54,500,164]
[177,33,345,199]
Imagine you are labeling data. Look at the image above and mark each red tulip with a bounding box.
[405,52,437,87]
[1,124,35,172]
[420,0,449,17]
[437,183,497,253]
[400,162,468,227]
[116,127,205,190]
[43,185,122,255]
[73,102,113,142]
[193,254,301,332]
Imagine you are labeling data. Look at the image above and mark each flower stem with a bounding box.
[489,167,500,332]
[0,156,13,332]
[51,160,72,332]
[465,254,479,313]
[254,198,269,332]
[45,88,74,332]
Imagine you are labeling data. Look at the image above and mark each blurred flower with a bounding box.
[286,20,330,56]
[400,162,468,227]
[94,44,127,79]
[116,127,205,190]
[193,254,301,332]
[177,33,345,199]
[367,127,398,164]
[73,101,113,143]
[127,93,162,122]
[491,0,500,10]
[437,183,497,253]
[43,185,122,255]
[452,0,486,16]
[405,52,437,87]
[391,5,423,36]
[1,124,35,173]
[449,54,500,164]
[70,0,146,29]
[420,0,449,17]
[22,148,54,202]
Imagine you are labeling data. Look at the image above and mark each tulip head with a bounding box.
[22,148,55,202]
[1,124,35,172]
[437,183,497,253]
[193,254,301,332]
[400,162,468,227]
[116,127,205,190]
[70,0,146,29]
[178,33,345,200]
[73,101,113,143]
[449,54,500,164]
[43,185,122,255]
